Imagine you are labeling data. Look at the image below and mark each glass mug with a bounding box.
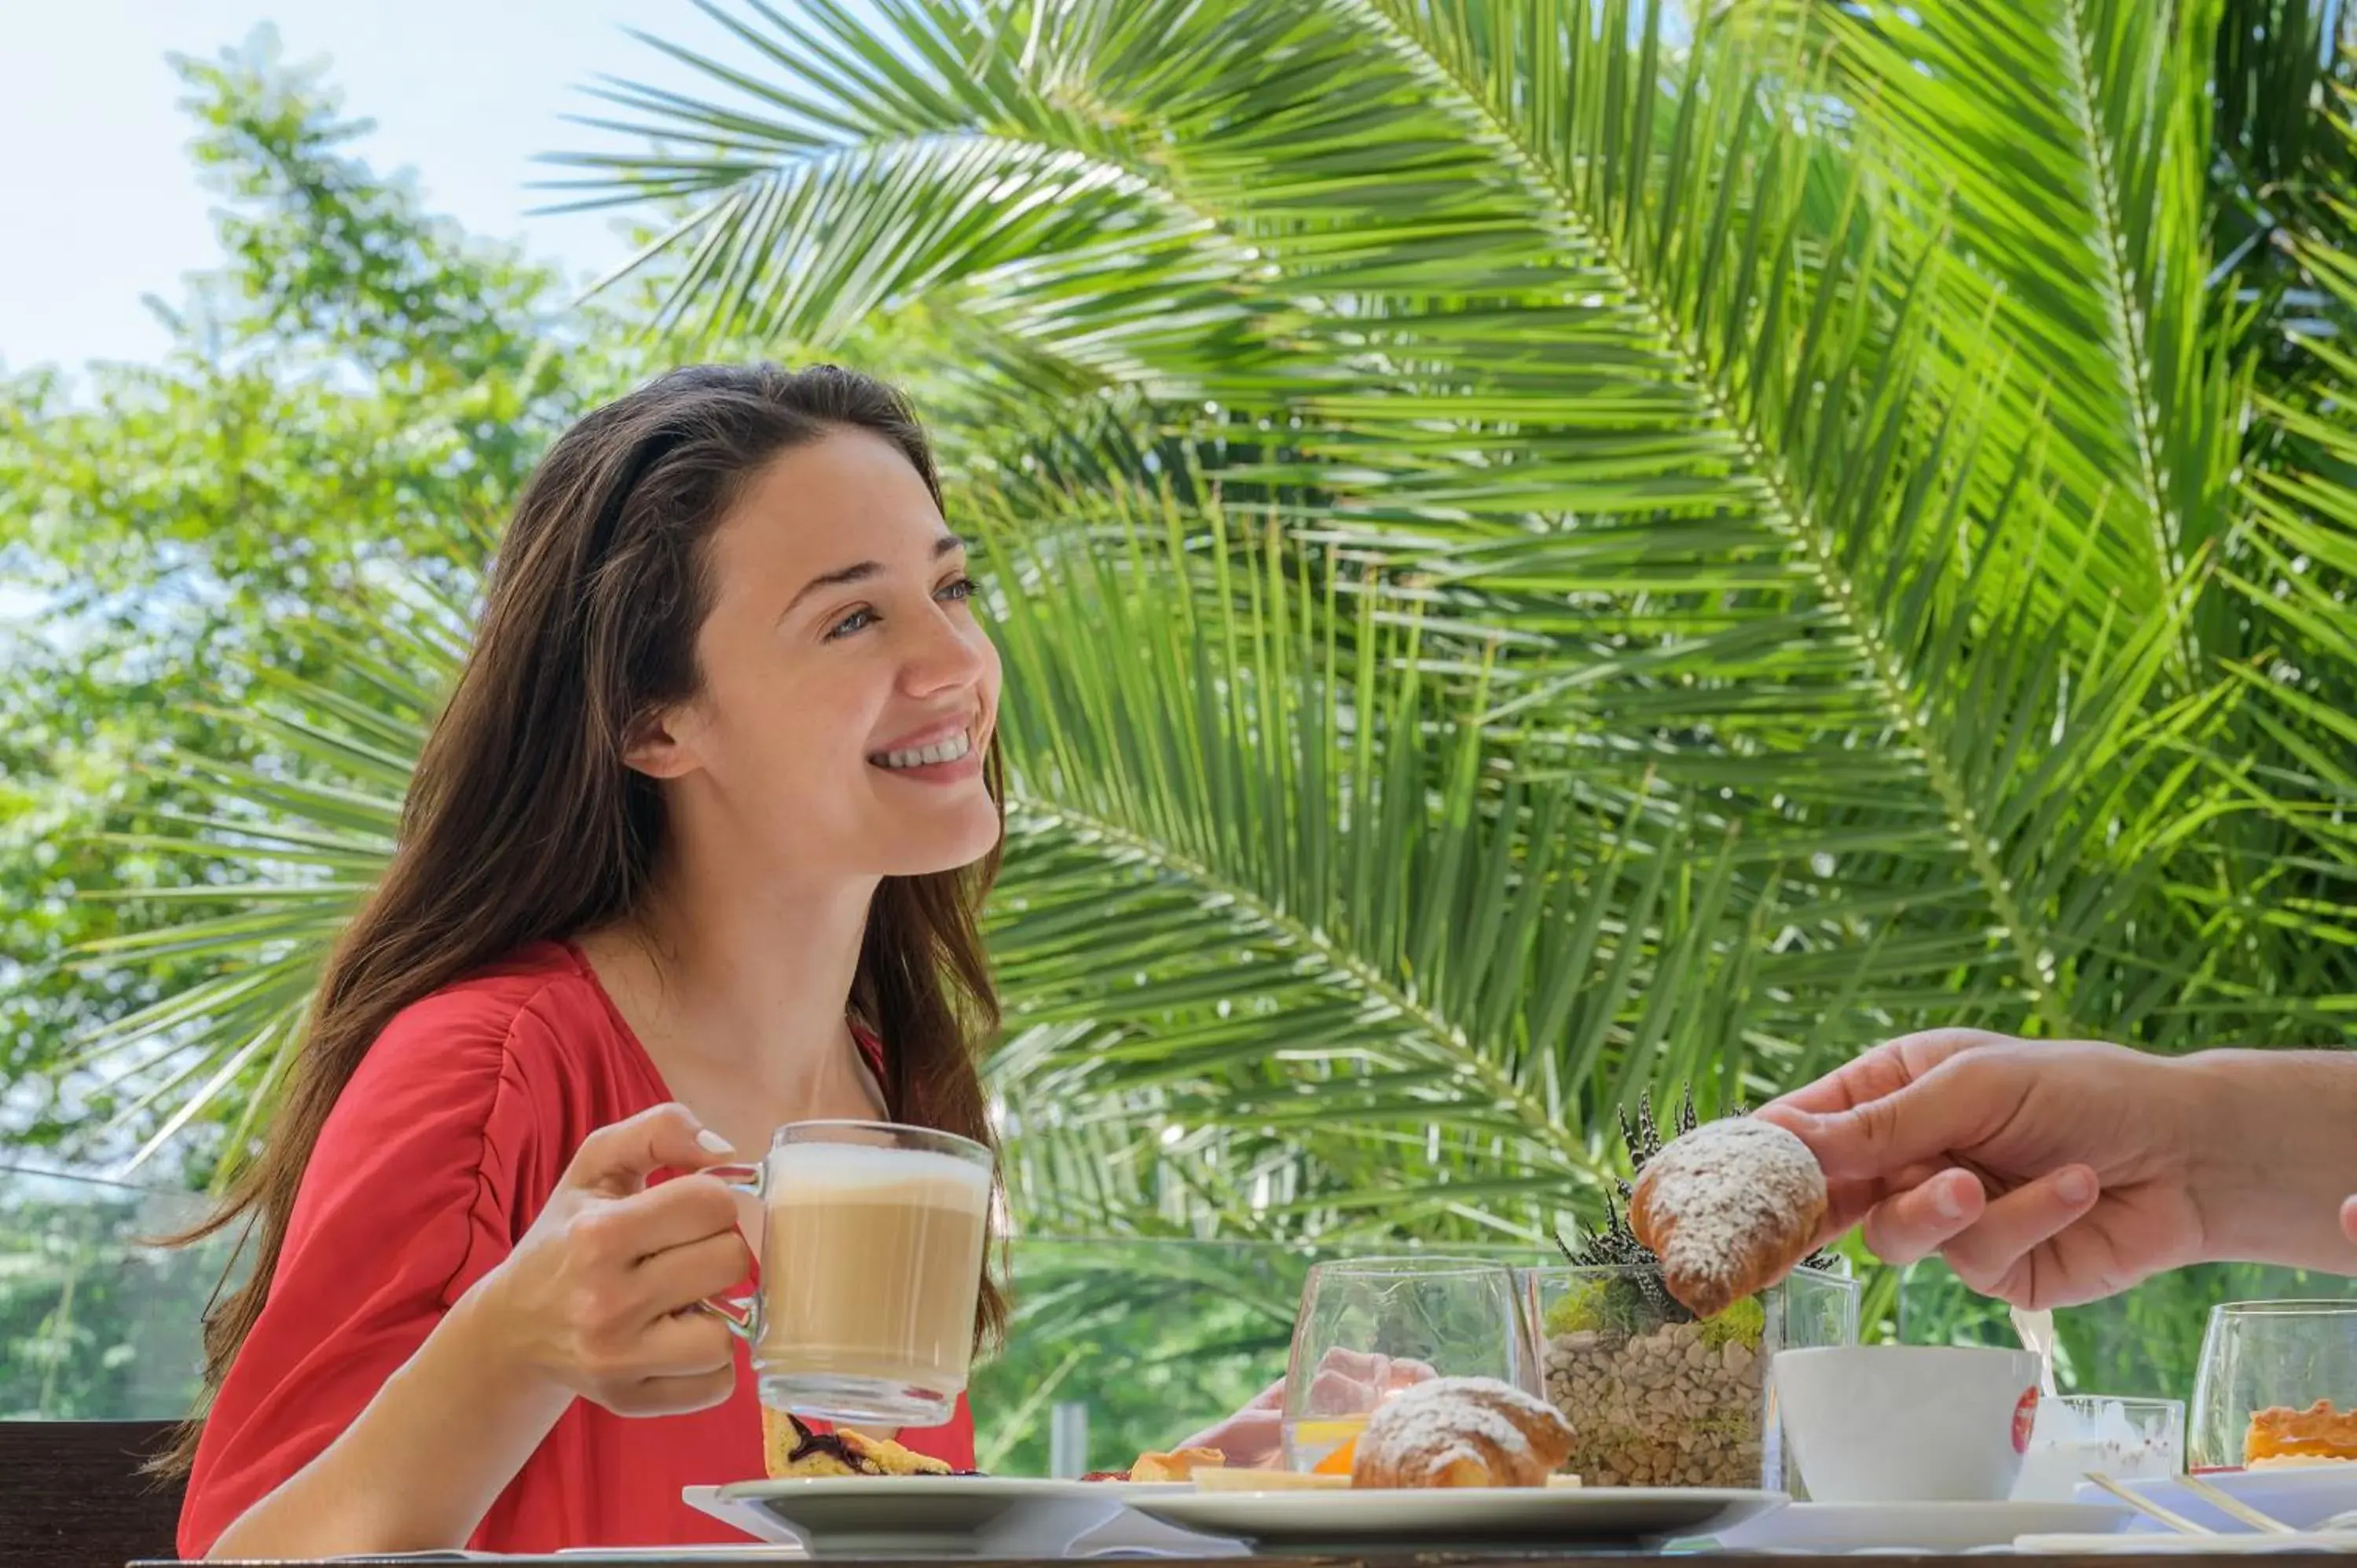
[703,1119,994,1427]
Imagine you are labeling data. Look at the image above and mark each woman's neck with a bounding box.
[581,846,885,1126]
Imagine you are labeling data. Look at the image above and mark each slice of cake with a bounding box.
[1076,1446,1226,1483]
[2245,1399,2357,1464]
[1130,1446,1225,1483]
[763,1408,959,1478]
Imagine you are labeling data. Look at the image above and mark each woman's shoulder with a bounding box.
[341,940,659,1151]
[369,940,629,1072]
[310,941,655,1224]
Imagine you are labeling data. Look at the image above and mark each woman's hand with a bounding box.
[209,1102,750,1559]
[1173,1349,1434,1467]
[475,1101,753,1414]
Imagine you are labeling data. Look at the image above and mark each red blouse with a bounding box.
[179,940,975,1556]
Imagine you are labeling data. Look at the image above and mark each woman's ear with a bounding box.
[622,702,706,780]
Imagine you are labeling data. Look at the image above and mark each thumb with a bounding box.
[562,1101,735,1196]
[1764,1076,1984,1185]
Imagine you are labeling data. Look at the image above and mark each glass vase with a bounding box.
[1521,1262,1858,1489]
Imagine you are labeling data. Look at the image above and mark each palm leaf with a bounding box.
[1745,0,2242,645]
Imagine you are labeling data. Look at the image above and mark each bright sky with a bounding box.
[0,0,768,372]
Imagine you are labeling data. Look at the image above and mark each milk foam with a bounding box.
[768,1138,992,1206]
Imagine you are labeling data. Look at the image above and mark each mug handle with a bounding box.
[695,1160,767,1342]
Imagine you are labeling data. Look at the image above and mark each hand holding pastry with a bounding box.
[1762,1031,2357,1306]
[1757,1031,2238,1307]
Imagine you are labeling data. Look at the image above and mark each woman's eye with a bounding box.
[938,577,978,603]
[825,606,877,641]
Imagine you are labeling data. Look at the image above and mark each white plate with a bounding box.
[1126,1485,1782,1549]
[1707,1500,2128,1552]
[2089,1465,2357,1533]
[685,1477,1131,1558]
[1066,1488,1251,1558]
[557,1549,808,1560]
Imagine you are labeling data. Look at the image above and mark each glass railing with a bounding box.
[1896,1255,2357,1401]
[971,1236,1556,1475]
[8,1163,2353,1478]
[0,1165,1553,1468]
[0,1163,241,1422]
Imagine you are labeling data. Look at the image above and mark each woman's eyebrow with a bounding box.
[783,534,965,616]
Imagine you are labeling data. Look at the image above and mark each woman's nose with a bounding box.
[901,603,989,695]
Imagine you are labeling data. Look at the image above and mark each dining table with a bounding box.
[127,1552,2313,1566]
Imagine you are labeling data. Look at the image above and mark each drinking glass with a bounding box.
[2190,1300,2357,1471]
[1278,1257,1537,1472]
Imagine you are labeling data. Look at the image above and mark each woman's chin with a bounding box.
[871,804,1003,878]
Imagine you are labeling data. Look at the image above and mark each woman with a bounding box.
[171,364,1270,1557]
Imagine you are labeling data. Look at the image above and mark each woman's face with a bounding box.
[639,427,1003,881]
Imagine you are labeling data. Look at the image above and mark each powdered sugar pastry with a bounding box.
[1629,1116,1827,1321]
[1352,1375,1574,1489]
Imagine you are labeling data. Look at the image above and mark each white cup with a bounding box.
[1774,1346,2045,1503]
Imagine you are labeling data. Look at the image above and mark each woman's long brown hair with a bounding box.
[159,363,1006,1475]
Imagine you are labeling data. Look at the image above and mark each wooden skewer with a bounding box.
[2083,1471,2215,1536]
[2176,1473,2297,1534]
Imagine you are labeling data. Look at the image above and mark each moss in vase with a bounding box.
[1699,1295,1765,1349]
[1542,1278,1609,1335]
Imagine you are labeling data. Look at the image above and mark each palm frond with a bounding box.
[1747,0,2242,642]
[976,471,1950,1243]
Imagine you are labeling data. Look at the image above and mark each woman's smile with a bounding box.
[868,723,982,783]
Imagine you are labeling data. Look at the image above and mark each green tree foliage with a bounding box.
[0,33,638,1172]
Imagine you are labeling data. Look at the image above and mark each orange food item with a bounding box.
[1130,1446,1226,1483]
[2245,1400,2357,1463]
[1312,1436,1359,1476]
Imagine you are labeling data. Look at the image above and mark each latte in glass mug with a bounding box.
[707,1120,993,1427]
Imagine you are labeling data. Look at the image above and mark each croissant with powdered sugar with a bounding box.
[1349,1376,1574,1489]
[1628,1116,1827,1321]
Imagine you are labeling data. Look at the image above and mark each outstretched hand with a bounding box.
[1171,1348,1435,1468]
[1755,1030,2209,1309]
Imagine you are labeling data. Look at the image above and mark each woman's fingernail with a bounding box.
[697,1128,735,1155]
[1932,1181,1967,1223]
[2058,1168,2095,1205]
